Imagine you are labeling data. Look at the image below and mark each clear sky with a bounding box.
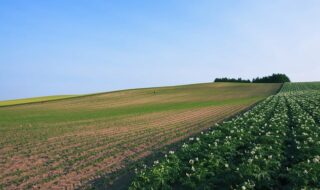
[1,0,320,100]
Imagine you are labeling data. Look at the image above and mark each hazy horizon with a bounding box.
[1,0,320,100]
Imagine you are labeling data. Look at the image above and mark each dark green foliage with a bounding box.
[214,73,291,83]
[214,77,251,83]
[252,73,290,83]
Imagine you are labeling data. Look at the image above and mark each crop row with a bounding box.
[0,105,246,189]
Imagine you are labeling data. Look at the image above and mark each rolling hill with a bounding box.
[0,82,281,189]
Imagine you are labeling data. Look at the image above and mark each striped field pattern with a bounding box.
[0,83,280,189]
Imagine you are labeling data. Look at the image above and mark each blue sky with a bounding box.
[1,0,320,100]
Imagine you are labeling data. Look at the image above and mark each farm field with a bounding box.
[0,82,280,190]
[0,95,79,107]
[130,82,320,190]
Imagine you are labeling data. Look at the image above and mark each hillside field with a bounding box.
[130,82,320,190]
[0,83,280,190]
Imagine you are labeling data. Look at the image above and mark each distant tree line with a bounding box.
[214,73,290,83]
[214,77,251,83]
[252,73,291,83]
